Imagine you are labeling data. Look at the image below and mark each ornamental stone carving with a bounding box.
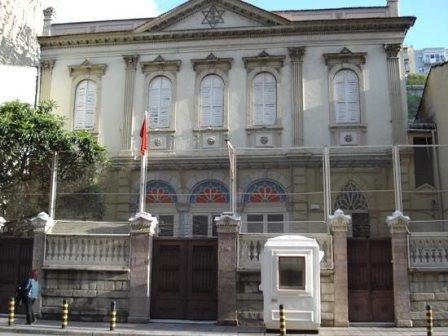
[40,59,56,71]
[0,217,5,233]
[140,55,182,73]
[69,59,107,77]
[329,209,351,233]
[123,55,140,70]
[243,50,285,72]
[215,212,241,234]
[288,47,306,62]
[31,212,55,234]
[384,43,402,58]
[191,53,233,72]
[129,212,158,234]
[386,210,410,234]
[323,47,367,68]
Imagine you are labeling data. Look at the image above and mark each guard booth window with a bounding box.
[278,256,305,290]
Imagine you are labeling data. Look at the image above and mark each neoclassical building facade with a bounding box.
[33,0,447,329]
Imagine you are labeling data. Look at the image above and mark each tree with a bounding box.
[0,100,107,221]
[406,74,427,86]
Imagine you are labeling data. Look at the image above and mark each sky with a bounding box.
[45,0,448,49]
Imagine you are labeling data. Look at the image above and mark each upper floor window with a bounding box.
[334,70,360,124]
[148,76,172,129]
[200,74,224,127]
[74,79,97,130]
[253,72,277,126]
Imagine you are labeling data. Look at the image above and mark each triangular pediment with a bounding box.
[134,0,290,33]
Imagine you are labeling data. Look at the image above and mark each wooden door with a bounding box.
[151,239,217,320]
[0,238,33,313]
[348,239,394,322]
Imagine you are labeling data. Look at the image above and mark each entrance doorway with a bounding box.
[151,239,218,320]
[347,238,394,322]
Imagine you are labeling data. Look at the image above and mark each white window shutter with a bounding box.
[200,75,224,127]
[149,76,171,128]
[74,80,96,130]
[334,70,360,124]
[253,73,277,126]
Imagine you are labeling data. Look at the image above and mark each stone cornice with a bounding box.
[38,16,416,50]
[323,47,367,66]
[243,51,285,71]
[191,53,233,72]
[140,55,182,73]
[68,59,107,77]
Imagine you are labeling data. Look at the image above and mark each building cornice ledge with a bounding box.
[39,16,416,49]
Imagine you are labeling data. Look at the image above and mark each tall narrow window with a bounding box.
[253,72,277,126]
[148,76,171,128]
[200,74,224,127]
[334,70,360,124]
[74,79,97,130]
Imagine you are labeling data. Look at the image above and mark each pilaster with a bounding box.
[121,55,140,154]
[215,212,241,325]
[386,211,413,327]
[30,212,54,316]
[329,209,350,327]
[288,47,306,146]
[128,212,158,323]
[384,44,406,144]
[39,59,56,101]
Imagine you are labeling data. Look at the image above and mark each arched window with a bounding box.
[200,75,224,127]
[148,76,172,128]
[243,179,287,203]
[189,180,229,204]
[253,72,277,126]
[74,79,97,130]
[334,70,360,124]
[145,181,177,204]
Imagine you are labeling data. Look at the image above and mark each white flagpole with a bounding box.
[138,111,148,213]
[226,140,237,215]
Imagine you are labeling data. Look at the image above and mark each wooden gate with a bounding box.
[0,238,33,313]
[348,238,394,322]
[151,239,217,320]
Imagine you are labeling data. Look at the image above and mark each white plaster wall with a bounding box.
[0,65,37,105]
[43,31,404,153]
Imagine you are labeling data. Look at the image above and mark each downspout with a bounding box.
[34,64,41,108]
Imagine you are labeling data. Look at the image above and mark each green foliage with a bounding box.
[0,100,107,221]
[406,74,427,86]
[407,94,422,120]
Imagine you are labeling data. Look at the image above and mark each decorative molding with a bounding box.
[384,43,402,58]
[408,233,448,270]
[323,47,367,67]
[68,59,107,77]
[129,212,158,234]
[386,210,410,234]
[288,47,306,62]
[31,212,55,234]
[191,53,233,72]
[40,59,56,71]
[215,212,241,234]
[329,209,351,233]
[202,4,225,28]
[141,56,182,73]
[243,51,285,71]
[123,54,140,70]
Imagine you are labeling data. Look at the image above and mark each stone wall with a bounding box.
[42,270,130,322]
[409,271,448,327]
[236,270,335,327]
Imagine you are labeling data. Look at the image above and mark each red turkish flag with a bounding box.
[139,115,147,156]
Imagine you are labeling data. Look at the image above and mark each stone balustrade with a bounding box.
[44,234,130,271]
[238,233,333,270]
[408,233,448,269]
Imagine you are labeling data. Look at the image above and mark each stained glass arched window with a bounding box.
[146,181,177,204]
[243,179,287,203]
[333,181,368,211]
[189,180,229,204]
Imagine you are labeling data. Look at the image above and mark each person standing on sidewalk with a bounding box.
[21,269,39,325]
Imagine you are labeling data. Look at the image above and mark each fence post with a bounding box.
[110,301,117,331]
[61,299,68,329]
[426,305,433,336]
[8,297,15,326]
[279,304,286,336]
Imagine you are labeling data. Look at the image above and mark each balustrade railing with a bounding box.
[238,233,333,270]
[44,234,130,271]
[408,233,448,270]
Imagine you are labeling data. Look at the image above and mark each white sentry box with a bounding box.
[259,235,324,331]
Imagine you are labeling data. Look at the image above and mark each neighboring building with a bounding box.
[403,45,416,74]
[413,48,447,74]
[25,0,446,329]
[0,0,46,105]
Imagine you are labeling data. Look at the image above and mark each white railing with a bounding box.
[408,233,448,270]
[238,233,333,270]
[44,234,130,271]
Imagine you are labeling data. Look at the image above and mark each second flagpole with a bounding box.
[138,111,148,213]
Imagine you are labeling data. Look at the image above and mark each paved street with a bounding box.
[0,318,448,336]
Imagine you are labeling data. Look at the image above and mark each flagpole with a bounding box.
[138,111,148,213]
[226,140,237,215]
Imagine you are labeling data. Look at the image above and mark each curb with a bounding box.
[0,325,151,336]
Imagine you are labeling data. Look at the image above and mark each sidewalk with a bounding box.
[1,317,448,336]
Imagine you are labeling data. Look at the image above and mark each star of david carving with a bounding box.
[202,4,225,28]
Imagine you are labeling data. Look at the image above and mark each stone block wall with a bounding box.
[236,270,335,327]
[409,271,448,327]
[42,270,130,322]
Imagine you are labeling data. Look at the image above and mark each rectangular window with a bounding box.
[278,256,305,290]
[267,214,284,233]
[158,215,174,237]
[247,214,264,233]
[192,215,209,236]
[246,214,284,233]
